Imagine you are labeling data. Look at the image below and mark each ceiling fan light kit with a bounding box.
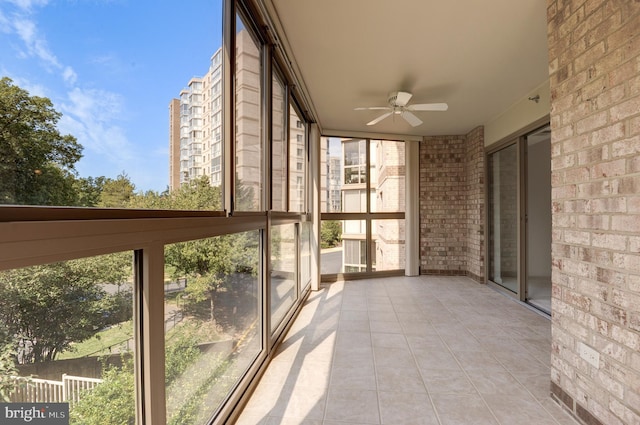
[355,91,448,127]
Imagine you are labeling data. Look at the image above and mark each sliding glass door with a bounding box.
[487,124,551,314]
[488,143,518,293]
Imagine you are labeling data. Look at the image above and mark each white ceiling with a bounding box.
[263,0,549,137]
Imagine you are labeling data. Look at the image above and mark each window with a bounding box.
[270,224,297,333]
[0,3,313,423]
[321,137,406,276]
[289,103,306,212]
[271,71,287,211]
[234,13,263,212]
[164,232,261,423]
[1,252,136,423]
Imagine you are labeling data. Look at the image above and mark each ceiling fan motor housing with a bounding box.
[388,91,412,107]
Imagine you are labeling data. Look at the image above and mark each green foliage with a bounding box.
[98,173,135,208]
[70,325,209,425]
[128,175,221,210]
[73,176,108,207]
[0,326,20,402]
[0,77,83,205]
[0,253,132,363]
[321,220,342,248]
[57,321,133,360]
[164,325,201,386]
[70,359,135,425]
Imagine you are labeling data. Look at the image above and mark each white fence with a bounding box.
[11,374,103,405]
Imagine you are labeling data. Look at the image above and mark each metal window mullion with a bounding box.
[223,0,235,215]
[138,243,166,425]
[365,139,372,273]
[263,43,272,212]
[284,88,291,212]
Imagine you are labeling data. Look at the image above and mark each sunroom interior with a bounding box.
[1,0,639,425]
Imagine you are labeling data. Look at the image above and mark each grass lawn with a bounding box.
[58,321,134,360]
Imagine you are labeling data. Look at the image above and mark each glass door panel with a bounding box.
[488,143,518,293]
[525,127,552,313]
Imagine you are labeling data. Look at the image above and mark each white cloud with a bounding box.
[12,16,61,69]
[62,66,77,85]
[0,9,10,30]
[6,0,49,11]
[3,0,141,184]
[2,71,49,97]
[59,87,134,165]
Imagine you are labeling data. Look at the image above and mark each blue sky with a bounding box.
[0,0,223,192]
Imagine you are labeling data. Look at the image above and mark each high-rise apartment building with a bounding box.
[168,44,224,192]
[170,30,307,214]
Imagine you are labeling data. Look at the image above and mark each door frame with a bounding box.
[484,117,550,309]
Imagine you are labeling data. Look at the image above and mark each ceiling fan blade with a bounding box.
[354,106,391,111]
[407,103,449,111]
[367,112,393,126]
[394,91,413,107]
[401,111,423,127]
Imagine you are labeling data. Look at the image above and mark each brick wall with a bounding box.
[548,1,640,424]
[465,126,485,282]
[420,126,485,281]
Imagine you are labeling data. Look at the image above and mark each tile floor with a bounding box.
[235,276,578,425]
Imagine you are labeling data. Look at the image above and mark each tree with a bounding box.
[73,176,108,207]
[321,220,342,248]
[128,177,257,324]
[0,77,83,205]
[0,253,132,363]
[98,173,135,208]
[69,358,135,425]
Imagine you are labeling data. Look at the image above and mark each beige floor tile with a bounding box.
[371,332,408,348]
[236,277,560,425]
[454,350,508,372]
[373,346,416,369]
[412,347,461,371]
[484,394,559,425]
[324,388,380,424]
[330,363,377,390]
[539,398,581,425]
[431,393,499,425]
[376,365,427,393]
[378,391,439,424]
[268,384,327,421]
[283,358,332,389]
[370,319,403,334]
[338,318,370,332]
[420,368,477,394]
[466,370,532,398]
[265,417,323,425]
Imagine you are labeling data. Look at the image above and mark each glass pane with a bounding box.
[372,219,406,271]
[321,137,342,213]
[234,14,262,211]
[300,222,312,291]
[343,139,367,188]
[526,127,552,313]
[271,73,287,211]
[164,231,261,424]
[270,224,297,332]
[0,253,136,424]
[0,1,223,209]
[488,144,518,293]
[371,140,405,212]
[320,220,342,273]
[289,104,306,212]
[320,219,367,273]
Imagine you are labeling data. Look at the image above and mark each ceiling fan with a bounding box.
[355,91,448,127]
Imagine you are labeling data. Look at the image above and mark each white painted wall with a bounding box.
[484,80,550,147]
